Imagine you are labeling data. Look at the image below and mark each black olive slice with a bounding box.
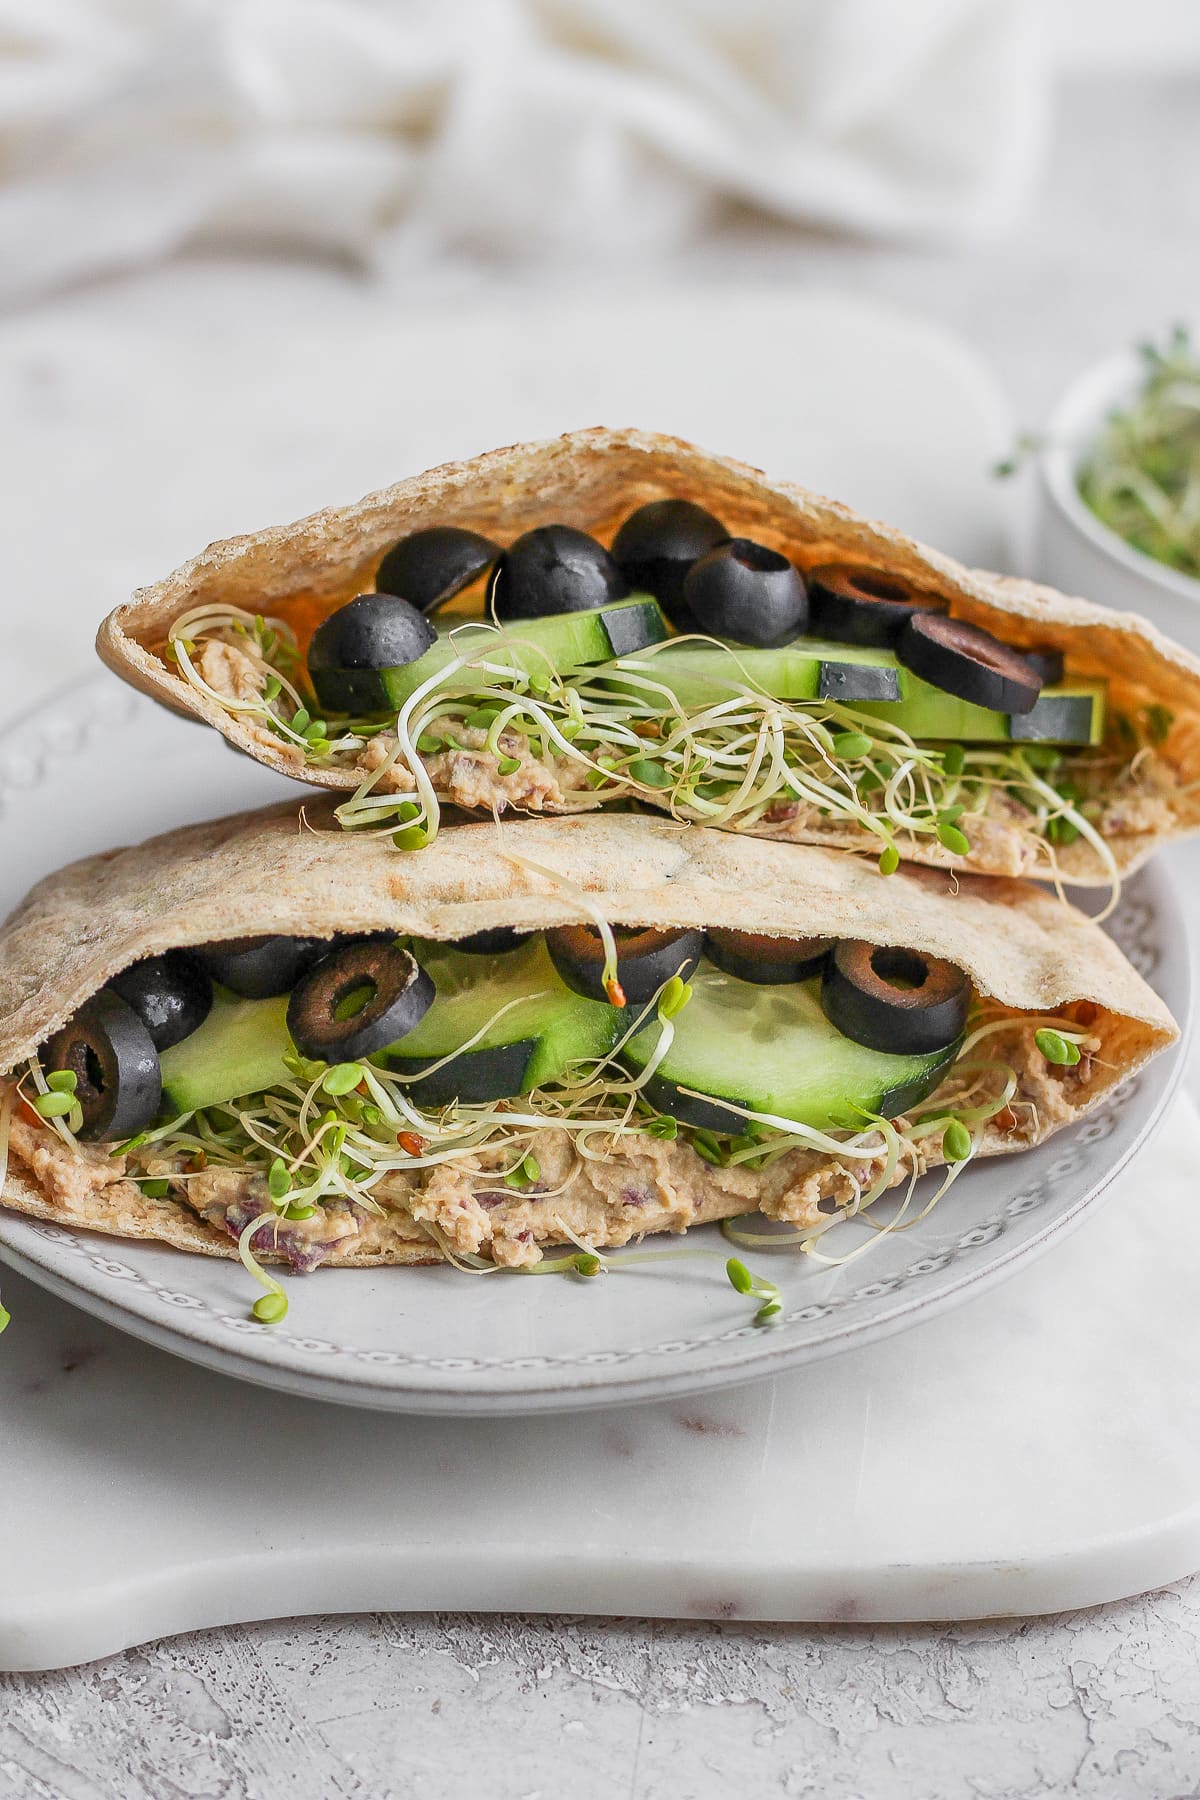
[546,924,702,1007]
[807,564,948,648]
[287,937,434,1062]
[1023,646,1065,687]
[108,951,213,1051]
[704,929,834,986]
[197,935,327,999]
[307,594,437,712]
[490,525,630,620]
[455,927,533,956]
[41,991,162,1142]
[375,527,501,614]
[611,499,728,629]
[821,941,970,1056]
[897,613,1043,716]
[682,539,808,648]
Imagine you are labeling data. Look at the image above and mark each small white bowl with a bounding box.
[1037,342,1200,653]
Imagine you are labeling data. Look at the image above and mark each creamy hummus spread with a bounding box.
[5,1019,1100,1273]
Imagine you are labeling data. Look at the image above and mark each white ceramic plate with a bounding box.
[0,677,1188,1414]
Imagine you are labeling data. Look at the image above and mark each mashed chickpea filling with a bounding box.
[1,964,1103,1324]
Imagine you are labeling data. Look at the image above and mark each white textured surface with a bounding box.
[2,1094,1199,1678]
[7,1598,1200,1800]
[0,276,1014,719]
[1,71,1199,1800]
[0,0,1044,311]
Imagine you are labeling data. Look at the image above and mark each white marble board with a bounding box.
[3,1092,1200,1673]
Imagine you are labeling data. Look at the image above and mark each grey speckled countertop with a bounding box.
[3,73,1200,1800]
[5,1600,1200,1799]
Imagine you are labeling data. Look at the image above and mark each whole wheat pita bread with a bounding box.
[0,806,1177,1266]
[97,427,1200,883]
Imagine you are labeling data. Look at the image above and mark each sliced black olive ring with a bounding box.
[287,937,435,1063]
[454,926,533,956]
[198,934,327,1000]
[307,593,438,712]
[611,498,728,629]
[821,941,970,1056]
[704,929,834,986]
[109,950,213,1051]
[897,613,1043,716]
[807,564,948,649]
[682,538,808,648]
[375,526,501,614]
[1023,646,1065,687]
[491,524,629,621]
[40,990,162,1142]
[546,924,703,1007]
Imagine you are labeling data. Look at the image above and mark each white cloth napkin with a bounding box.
[0,0,1048,305]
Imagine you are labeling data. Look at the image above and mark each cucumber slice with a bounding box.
[378,595,667,708]
[611,639,899,707]
[382,938,619,1102]
[159,942,620,1116]
[611,641,1106,747]
[623,964,958,1134]
[160,988,295,1115]
[854,679,1106,746]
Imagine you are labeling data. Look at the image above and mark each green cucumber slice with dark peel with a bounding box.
[1008,693,1098,743]
[395,1040,542,1107]
[377,595,666,709]
[854,681,1106,746]
[382,938,619,1101]
[623,964,958,1134]
[818,661,901,703]
[610,641,1105,746]
[610,639,898,707]
[160,942,620,1115]
[160,988,296,1115]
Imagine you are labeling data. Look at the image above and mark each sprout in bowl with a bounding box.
[1036,326,1200,652]
[1077,327,1200,583]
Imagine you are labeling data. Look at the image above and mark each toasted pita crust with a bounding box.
[97,427,1200,883]
[0,806,1177,1263]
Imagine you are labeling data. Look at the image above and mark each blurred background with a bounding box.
[1,0,1197,706]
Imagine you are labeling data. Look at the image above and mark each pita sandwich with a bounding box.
[0,805,1176,1315]
[97,429,1200,892]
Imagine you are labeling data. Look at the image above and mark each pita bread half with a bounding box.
[0,805,1177,1268]
[97,426,1200,883]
